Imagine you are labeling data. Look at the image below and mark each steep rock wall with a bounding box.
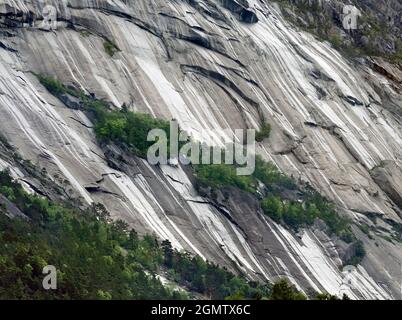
[0,0,401,298]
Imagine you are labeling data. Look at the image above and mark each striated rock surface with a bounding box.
[0,0,401,299]
[371,160,402,210]
[277,0,402,59]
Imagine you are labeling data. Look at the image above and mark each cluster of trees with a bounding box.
[255,123,271,142]
[94,110,171,158]
[275,0,401,64]
[260,194,353,241]
[195,164,255,193]
[103,40,120,57]
[269,279,306,300]
[344,241,366,266]
[34,73,78,97]
[195,155,295,193]
[193,155,353,241]
[35,74,173,158]
[160,240,271,300]
[0,170,183,299]
[0,170,273,300]
[253,156,296,190]
[1,169,345,300]
[34,74,361,262]
[267,279,350,300]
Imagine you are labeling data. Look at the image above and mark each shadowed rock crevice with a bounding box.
[220,0,258,23]
[370,161,402,212]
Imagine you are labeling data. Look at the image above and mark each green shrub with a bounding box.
[103,40,119,57]
[261,197,315,230]
[329,34,343,50]
[0,186,16,202]
[254,155,296,189]
[314,293,342,300]
[95,111,171,158]
[35,74,172,158]
[269,279,307,300]
[261,196,284,222]
[193,154,351,239]
[34,73,77,97]
[345,240,366,266]
[255,123,271,142]
[195,164,255,193]
[80,30,91,38]
[260,189,353,239]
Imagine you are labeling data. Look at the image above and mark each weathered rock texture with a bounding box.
[277,0,402,59]
[0,0,401,299]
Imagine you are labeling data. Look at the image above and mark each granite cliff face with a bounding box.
[277,0,401,59]
[0,0,401,299]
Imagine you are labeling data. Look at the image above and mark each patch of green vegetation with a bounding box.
[269,278,351,300]
[358,224,370,235]
[79,30,91,38]
[192,152,351,238]
[160,240,271,300]
[392,223,402,243]
[388,39,402,64]
[94,111,171,158]
[193,154,352,240]
[328,34,343,50]
[0,170,176,299]
[260,193,353,239]
[194,155,295,193]
[35,74,172,158]
[314,292,350,300]
[269,279,306,300]
[255,122,271,142]
[103,40,120,57]
[195,164,256,193]
[275,0,400,65]
[34,73,77,97]
[345,240,366,266]
[254,155,296,190]
[0,170,273,300]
